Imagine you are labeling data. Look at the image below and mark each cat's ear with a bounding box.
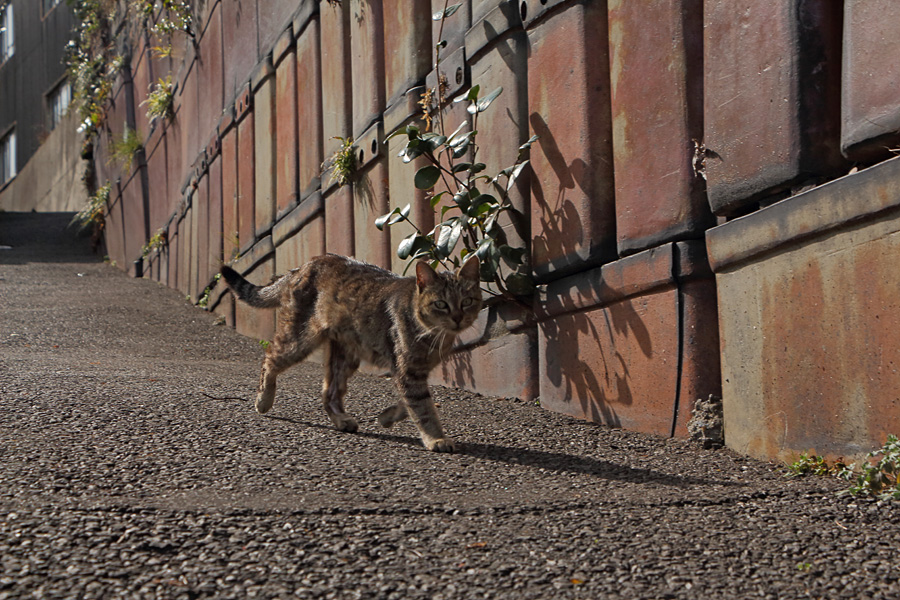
[416,261,438,291]
[458,256,480,283]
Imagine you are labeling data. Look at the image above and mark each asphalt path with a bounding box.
[1,212,898,599]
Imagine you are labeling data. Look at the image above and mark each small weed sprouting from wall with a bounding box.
[785,435,900,502]
[141,229,168,258]
[143,75,175,125]
[839,434,900,501]
[197,273,221,309]
[322,136,358,187]
[375,1,538,304]
[108,126,144,173]
[786,453,845,478]
[72,180,112,232]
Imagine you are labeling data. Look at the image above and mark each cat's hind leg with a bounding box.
[322,341,360,432]
[257,334,319,414]
[377,404,408,428]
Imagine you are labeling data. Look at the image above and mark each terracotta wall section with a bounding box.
[90,0,900,455]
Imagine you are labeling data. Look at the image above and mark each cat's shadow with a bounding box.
[265,414,740,490]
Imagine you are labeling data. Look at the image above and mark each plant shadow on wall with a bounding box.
[528,112,592,277]
[527,104,654,427]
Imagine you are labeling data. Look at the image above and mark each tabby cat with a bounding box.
[221,254,483,452]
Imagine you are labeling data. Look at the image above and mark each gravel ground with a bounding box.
[2,212,899,599]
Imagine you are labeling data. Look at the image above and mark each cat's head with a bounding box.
[414,257,483,334]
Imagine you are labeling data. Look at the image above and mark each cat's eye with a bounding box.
[461,298,474,307]
[433,300,449,310]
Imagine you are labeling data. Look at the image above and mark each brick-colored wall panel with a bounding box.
[608,0,711,256]
[237,100,256,252]
[275,215,326,274]
[195,173,211,291]
[104,187,127,271]
[353,123,391,269]
[296,17,324,200]
[179,64,202,183]
[468,22,530,256]
[253,63,277,238]
[432,0,471,61]
[176,206,191,295]
[385,89,434,275]
[221,119,240,263]
[704,0,845,216]
[527,0,616,282]
[320,0,352,161]
[165,118,185,220]
[275,39,299,218]
[383,0,432,109]
[131,45,153,141]
[841,0,900,162]
[121,171,149,275]
[349,0,386,138]
[537,241,719,436]
[433,328,539,401]
[324,184,355,257]
[222,0,259,101]
[197,2,225,143]
[145,136,169,238]
[207,152,224,283]
[257,0,301,58]
[234,256,277,341]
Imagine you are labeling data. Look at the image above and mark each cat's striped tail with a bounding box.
[220,266,284,309]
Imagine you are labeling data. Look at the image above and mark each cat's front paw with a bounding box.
[331,415,359,433]
[426,438,456,453]
[256,392,275,414]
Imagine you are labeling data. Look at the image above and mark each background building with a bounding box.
[0,0,81,211]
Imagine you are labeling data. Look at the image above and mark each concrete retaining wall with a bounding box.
[84,0,900,458]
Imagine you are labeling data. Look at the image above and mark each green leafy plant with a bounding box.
[108,126,144,172]
[376,2,537,301]
[839,434,900,501]
[322,136,357,187]
[132,0,194,37]
[72,180,112,231]
[143,75,175,124]
[141,229,168,257]
[786,452,845,478]
[197,273,221,309]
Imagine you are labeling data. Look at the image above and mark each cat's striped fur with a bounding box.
[221,254,482,452]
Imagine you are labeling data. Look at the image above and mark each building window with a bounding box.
[0,129,16,186]
[0,2,14,63]
[47,80,72,130]
[43,0,62,16]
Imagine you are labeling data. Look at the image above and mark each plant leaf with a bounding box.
[468,86,502,114]
[506,160,529,191]
[414,165,442,190]
[455,84,481,103]
[375,208,399,231]
[432,3,462,20]
[518,134,539,153]
[387,203,411,226]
